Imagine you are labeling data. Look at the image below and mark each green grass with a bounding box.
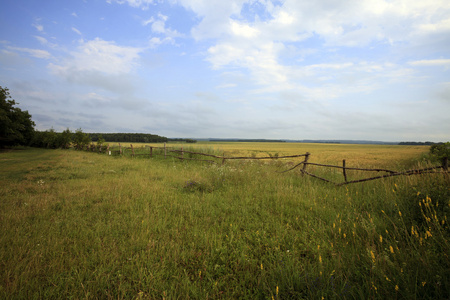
[0,147,448,299]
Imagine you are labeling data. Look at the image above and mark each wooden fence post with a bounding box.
[302,152,310,175]
[343,159,348,183]
[130,144,135,157]
[443,157,448,172]
[164,142,166,159]
[181,147,183,160]
[119,143,122,155]
[149,146,153,158]
[222,151,226,165]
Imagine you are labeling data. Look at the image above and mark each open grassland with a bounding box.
[120,142,428,169]
[0,145,448,299]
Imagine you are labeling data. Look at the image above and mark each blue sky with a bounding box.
[1,0,449,142]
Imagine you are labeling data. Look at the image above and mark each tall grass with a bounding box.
[0,147,448,299]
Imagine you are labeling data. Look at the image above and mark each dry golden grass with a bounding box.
[122,142,428,169]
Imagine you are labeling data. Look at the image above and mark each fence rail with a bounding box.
[284,153,448,186]
[80,142,448,186]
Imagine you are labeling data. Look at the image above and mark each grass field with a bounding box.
[117,142,429,169]
[0,143,449,299]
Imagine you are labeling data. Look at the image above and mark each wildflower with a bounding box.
[395,285,399,291]
[276,286,279,295]
[422,281,426,286]
[261,263,263,270]
[319,255,322,264]
[390,246,394,253]
[343,233,346,238]
[386,277,391,282]
[399,211,402,217]
[370,251,376,263]
[379,235,383,243]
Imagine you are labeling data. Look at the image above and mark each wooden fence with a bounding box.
[81,143,448,186]
[281,153,448,186]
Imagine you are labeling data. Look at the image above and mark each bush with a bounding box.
[429,142,450,164]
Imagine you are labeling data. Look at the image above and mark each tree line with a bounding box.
[89,133,167,143]
[0,86,167,149]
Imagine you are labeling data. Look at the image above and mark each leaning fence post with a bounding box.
[343,159,348,183]
[302,152,310,175]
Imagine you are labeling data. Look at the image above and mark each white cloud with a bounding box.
[72,27,82,35]
[110,0,155,9]
[33,23,44,32]
[142,13,184,41]
[166,0,450,100]
[6,46,51,59]
[34,36,48,45]
[409,59,450,67]
[148,37,174,48]
[230,20,260,38]
[49,38,143,76]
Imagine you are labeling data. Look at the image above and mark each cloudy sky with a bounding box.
[1,0,449,141]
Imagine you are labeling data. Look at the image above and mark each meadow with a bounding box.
[0,143,448,299]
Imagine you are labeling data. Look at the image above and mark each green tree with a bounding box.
[73,128,91,149]
[42,128,58,148]
[57,128,72,149]
[96,134,106,151]
[429,142,450,164]
[0,86,35,147]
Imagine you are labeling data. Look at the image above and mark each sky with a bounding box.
[0,0,449,142]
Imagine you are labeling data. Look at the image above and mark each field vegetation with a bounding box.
[0,143,448,299]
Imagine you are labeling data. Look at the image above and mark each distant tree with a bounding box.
[57,128,72,149]
[96,134,106,151]
[42,128,58,148]
[185,139,197,143]
[73,128,91,149]
[0,86,35,147]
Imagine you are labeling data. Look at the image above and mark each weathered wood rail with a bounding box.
[282,153,448,186]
